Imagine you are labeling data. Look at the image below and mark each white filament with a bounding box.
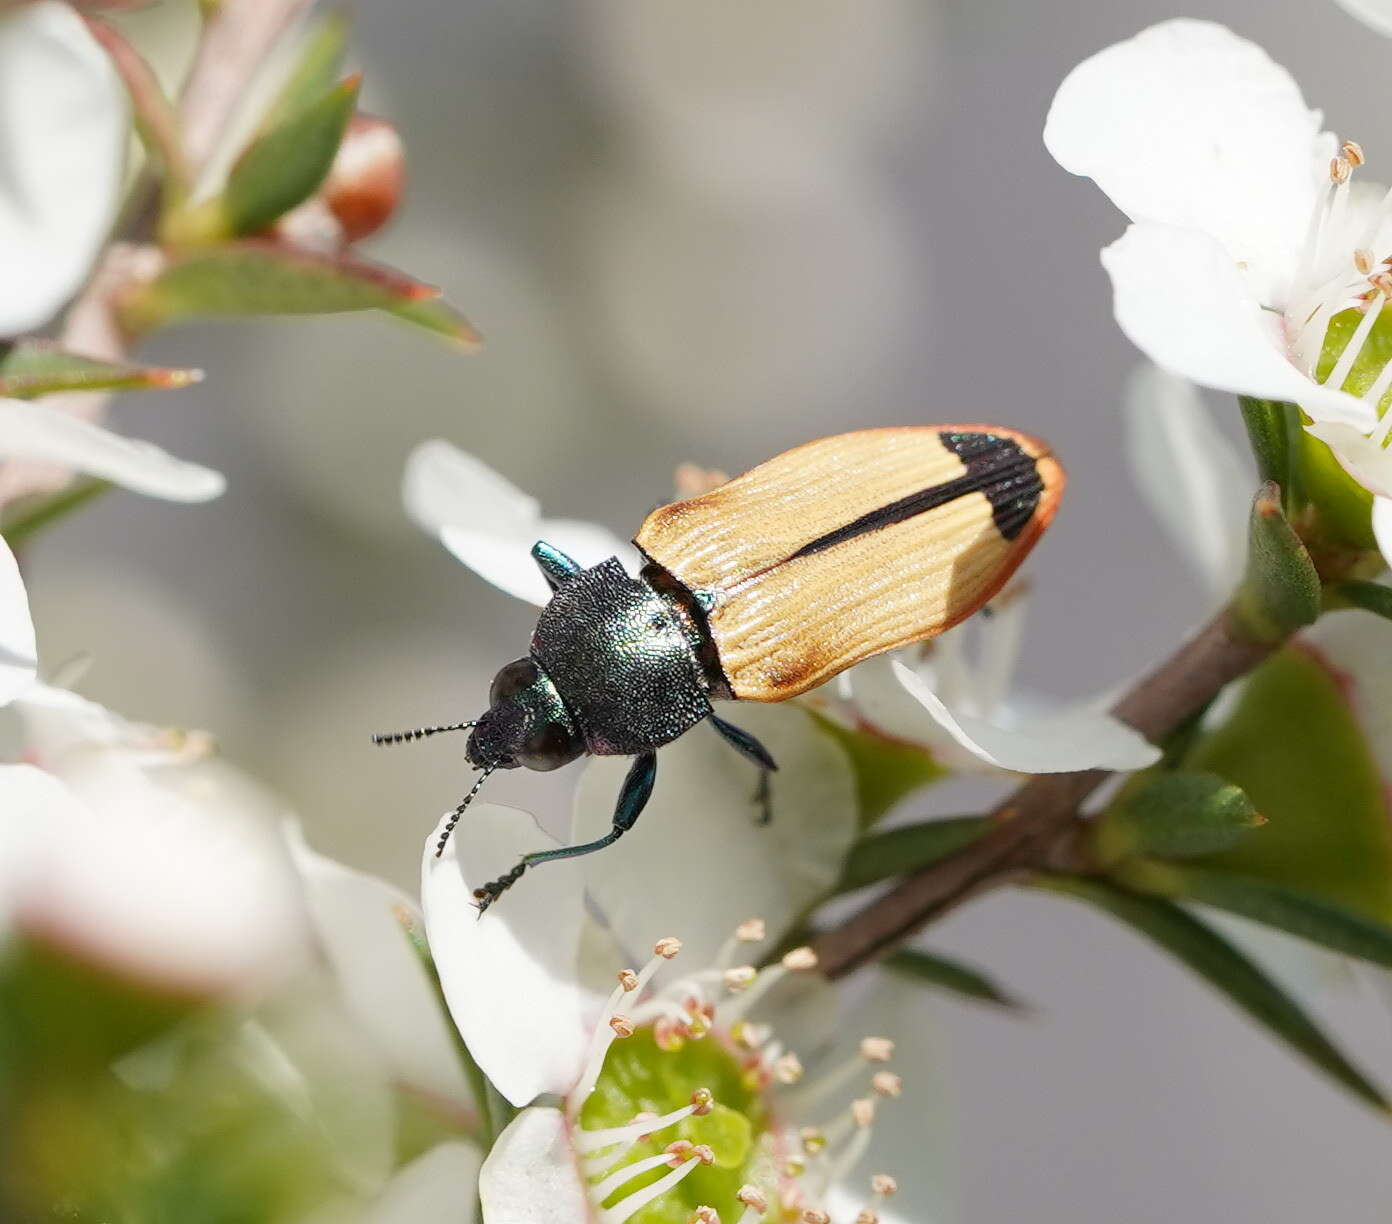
[601,1156,703,1224]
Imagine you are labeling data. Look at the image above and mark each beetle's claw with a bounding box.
[471,861,529,915]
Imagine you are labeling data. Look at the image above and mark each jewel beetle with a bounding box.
[376,426,1064,911]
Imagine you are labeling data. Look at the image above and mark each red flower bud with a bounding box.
[321,114,405,243]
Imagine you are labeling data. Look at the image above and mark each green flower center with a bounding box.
[1315,306,1392,410]
[580,1026,771,1224]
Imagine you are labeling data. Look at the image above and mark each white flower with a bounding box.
[1045,19,1392,539]
[1334,0,1392,37]
[0,683,311,996]
[0,0,126,337]
[284,823,477,1115]
[0,535,37,705]
[404,439,639,606]
[0,395,225,503]
[845,586,1159,775]
[423,803,936,1223]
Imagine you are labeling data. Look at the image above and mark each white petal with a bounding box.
[404,440,542,540]
[478,1107,588,1224]
[0,398,225,501]
[421,803,589,1107]
[1303,421,1392,499]
[0,1,126,335]
[1334,0,1392,36]
[247,1001,397,1198]
[369,1140,482,1224]
[285,824,475,1111]
[888,660,1159,773]
[0,764,75,934]
[1044,18,1326,305]
[573,704,858,968]
[849,654,966,764]
[1102,224,1376,430]
[407,440,638,606]
[13,765,311,996]
[1123,364,1252,596]
[439,527,557,607]
[0,536,36,705]
[1373,496,1392,567]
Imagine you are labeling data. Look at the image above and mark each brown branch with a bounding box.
[813,608,1278,979]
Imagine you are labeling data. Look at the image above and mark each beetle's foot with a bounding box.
[472,861,529,915]
[752,772,773,826]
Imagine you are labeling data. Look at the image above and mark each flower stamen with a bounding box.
[570,938,685,1118]
[578,1091,718,1156]
[720,947,818,1024]
[735,1185,768,1223]
[601,1150,713,1224]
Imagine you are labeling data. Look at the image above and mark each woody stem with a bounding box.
[813,606,1278,980]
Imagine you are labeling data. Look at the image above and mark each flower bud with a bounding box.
[321,114,405,243]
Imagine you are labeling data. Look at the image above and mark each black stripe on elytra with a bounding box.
[940,431,1044,540]
[786,432,1043,562]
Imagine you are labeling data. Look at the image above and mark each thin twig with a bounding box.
[813,608,1277,979]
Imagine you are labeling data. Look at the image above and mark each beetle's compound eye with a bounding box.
[516,720,583,772]
[489,658,539,705]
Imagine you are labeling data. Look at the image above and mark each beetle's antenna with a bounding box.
[434,764,496,857]
[372,721,477,746]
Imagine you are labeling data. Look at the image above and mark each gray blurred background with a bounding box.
[27,0,1392,1219]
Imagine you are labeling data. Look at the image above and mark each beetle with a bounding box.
[376,426,1064,911]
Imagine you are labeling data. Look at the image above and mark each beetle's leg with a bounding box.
[708,713,778,825]
[531,540,583,591]
[473,752,658,913]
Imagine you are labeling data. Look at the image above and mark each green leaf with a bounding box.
[119,242,480,346]
[1094,770,1264,865]
[1040,876,1389,1111]
[837,816,989,892]
[886,948,1024,1010]
[262,10,350,131]
[810,711,944,827]
[223,75,359,236]
[1232,480,1321,644]
[1326,578,1392,621]
[1239,396,1295,495]
[1165,867,1392,968]
[0,479,110,546]
[1184,646,1392,922]
[0,341,202,399]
